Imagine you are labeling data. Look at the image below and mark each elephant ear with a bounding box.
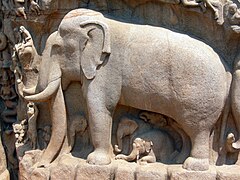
[80,20,111,80]
[145,141,153,153]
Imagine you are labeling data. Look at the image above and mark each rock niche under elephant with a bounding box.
[1,0,240,180]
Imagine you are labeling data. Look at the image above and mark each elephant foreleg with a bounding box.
[86,107,113,165]
[86,90,115,165]
[37,84,67,167]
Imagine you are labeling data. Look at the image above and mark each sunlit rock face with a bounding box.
[1,0,240,179]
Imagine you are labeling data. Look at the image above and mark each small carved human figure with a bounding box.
[225,133,240,153]
[26,102,38,149]
[225,2,240,32]
[116,137,156,164]
[11,47,22,84]
[14,0,40,19]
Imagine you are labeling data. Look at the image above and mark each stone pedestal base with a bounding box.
[19,151,240,180]
[216,165,240,180]
[168,165,217,180]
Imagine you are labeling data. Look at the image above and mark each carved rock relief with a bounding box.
[9,5,240,173]
[2,0,240,179]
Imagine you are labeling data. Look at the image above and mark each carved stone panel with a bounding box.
[1,0,240,179]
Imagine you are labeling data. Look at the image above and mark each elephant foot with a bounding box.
[87,150,111,165]
[183,157,209,171]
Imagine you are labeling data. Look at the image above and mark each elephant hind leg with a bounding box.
[183,129,210,171]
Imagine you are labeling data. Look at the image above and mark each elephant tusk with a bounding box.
[24,78,61,102]
[23,85,37,95]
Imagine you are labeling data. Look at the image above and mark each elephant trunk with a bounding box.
[24,78,61,102]
[125,143,139,161]
[115,131,124,153]
[114,119,138,153]
[37,83,68,167]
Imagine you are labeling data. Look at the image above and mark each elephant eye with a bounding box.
[51,44,63,55]
[33,68,39,73]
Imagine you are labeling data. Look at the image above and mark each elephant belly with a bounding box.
[119,29,229,127]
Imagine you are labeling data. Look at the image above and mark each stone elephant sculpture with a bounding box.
[114,117,139,153]
[17,8,232,171]
[116,137,156,164]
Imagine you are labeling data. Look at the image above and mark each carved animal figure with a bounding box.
[224,2,240,33]
[139,111,191,163]
[68,114,88,151]
[114,117,177,164]
[16,9,232,171]
[116,137,156,164]
[114,117,138,153]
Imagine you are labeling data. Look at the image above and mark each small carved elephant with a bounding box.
[116,138,156,164]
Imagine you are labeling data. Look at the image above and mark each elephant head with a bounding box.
[23,9,111,102]
[14,9,112,167]
[114,118,138,153]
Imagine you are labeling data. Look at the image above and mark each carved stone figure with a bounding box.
[68,114,88,151]
[224,1,240,33]
[11,48,22,84]
[114,114,187,164]
[14,0,40,19]
[13,119,27,145]
[114,118,138,153]
[16,9,232,171]
[116,137,156,164]
[26,102,38,149]
[139,111,191,163]
[225,133,240,153]
[123,0,222,23]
